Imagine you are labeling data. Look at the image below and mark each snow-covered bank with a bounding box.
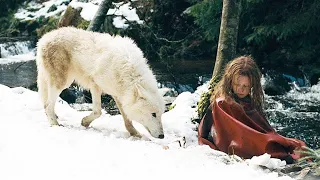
[0,84,292,180]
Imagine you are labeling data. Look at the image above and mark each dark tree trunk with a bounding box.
[212,0,242,78]
[197,0,242,120]
[87,0,112,32]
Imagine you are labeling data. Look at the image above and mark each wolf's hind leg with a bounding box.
[81,85,102,127]
[37,75,48,109]
[45,86,63,126]
[113,97,141,138]
[38,76,59,121]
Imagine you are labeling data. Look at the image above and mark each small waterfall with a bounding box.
[0,40,37,87]
[0,41,34,58]
[0,41,36,65]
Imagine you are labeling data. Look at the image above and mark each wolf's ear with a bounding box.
[133,83,147,100]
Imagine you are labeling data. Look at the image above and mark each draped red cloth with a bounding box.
[198,97,306,163]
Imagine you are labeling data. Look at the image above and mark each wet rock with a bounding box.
[0,61,37,88]
[263,73,292,95]
[280,164,302,174]
[57,6,85,28]
[47,4,57,13]
[60,88,78,104]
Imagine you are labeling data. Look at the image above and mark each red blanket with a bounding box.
[198,98,306,162]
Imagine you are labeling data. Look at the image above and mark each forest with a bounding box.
[0,0,319,85]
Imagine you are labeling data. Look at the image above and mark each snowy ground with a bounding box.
[0,1,296,179]
[0,83,292,180]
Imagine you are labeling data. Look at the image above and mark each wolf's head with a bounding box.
[122,82,165,139]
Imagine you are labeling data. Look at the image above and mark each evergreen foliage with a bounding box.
[0,1,24,37]
[1,0,319,83]
[36,16,59,37]
[296,146,320,176]
[0,0,40,38]
[240,0,320,67]
[189,0,320,83]
[189,0,222,42]
[0,0,25,17]
[125,0,210,62]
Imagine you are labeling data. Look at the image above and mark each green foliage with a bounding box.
[1,0,320,83]
[36,16,59,38]
[296,146,320,176]
[0,12,19,37]
[168,104,176,111]
[189,0,320,83]
[0,1,43,38]
[0,0,26,17]
[189,0,222,41]
[297,147,320,163]
[76,19,90,30]
[124,0,206,62]
[197,90,211,121]
[0,4,34,38]
[240,0,320,71]
[196,75,221,121]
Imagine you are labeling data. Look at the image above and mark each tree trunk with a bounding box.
[197,0,242,120]
[87,0,112,32]
[212,0,242,78]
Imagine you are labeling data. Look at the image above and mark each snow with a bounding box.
[0,82,292,180]
[1,1,295,179]
[68,0,101,21]
[15,0,69,21]
[246,153,286,170]
[107,2,143,28]
[15,0,144,29]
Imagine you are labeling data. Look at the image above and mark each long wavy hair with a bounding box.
[210,55,264,114]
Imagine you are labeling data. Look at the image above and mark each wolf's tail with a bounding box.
[36,47,48,109]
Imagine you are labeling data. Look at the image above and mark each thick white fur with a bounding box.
[36,27,165,138]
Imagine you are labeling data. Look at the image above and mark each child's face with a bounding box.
[232,75,251,98]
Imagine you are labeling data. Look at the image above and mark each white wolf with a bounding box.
[36,27,165,139]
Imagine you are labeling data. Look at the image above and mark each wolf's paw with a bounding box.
[128,130,142,138]
[50,123,62,127]
[50,120,60,126]
[81,118,92,128]
[132,133,142,138]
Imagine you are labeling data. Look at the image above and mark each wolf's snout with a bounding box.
[158,134,164,139]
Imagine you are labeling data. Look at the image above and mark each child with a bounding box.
[198,55,306,163]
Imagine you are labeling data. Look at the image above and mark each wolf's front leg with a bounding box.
[113,97,141,138]
[124,118,142,138]
[81,86,102,127]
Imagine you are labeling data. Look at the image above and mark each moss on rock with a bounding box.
[36,16,59,38]
[58,6,88,30]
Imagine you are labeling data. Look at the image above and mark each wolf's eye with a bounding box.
[152,113,156,118]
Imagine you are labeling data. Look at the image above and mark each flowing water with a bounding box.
[265,85,320,149]
[0,42,319,149]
